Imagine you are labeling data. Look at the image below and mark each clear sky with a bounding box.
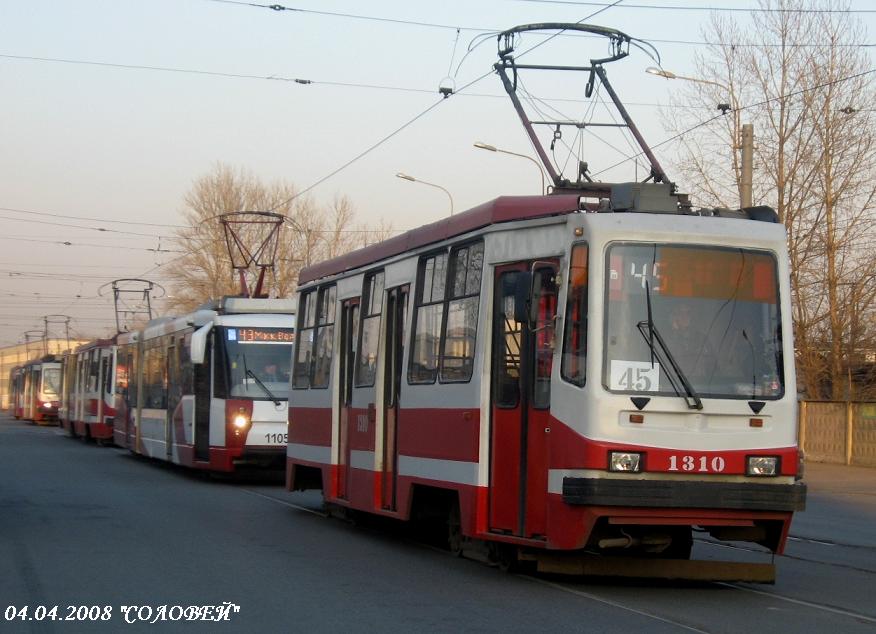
[1,0,874,346]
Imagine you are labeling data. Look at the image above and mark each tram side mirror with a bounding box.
[190,323,213,365]
[512,271,533,324]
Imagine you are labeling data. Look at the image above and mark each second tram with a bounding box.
[114,297,296,472]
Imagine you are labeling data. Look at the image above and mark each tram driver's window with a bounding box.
[562,243,588,386]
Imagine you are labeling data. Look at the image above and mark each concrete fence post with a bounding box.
[846,401,854,466]
[799,400,807,454]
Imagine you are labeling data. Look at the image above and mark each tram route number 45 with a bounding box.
[610,360,660,392]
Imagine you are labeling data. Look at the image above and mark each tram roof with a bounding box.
[299,195,580,285]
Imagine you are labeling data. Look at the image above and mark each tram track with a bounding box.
[248,488,874,632]
[698,536,876,575]
[715,581,876,625]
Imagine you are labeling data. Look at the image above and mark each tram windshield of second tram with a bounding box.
[603,243,784,400]
[42,367,61,397]
[222,327,295,400]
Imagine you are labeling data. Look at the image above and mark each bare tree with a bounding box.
[166,163,392,313]
[661,0,876,399]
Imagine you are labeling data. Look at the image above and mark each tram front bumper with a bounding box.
[562,477,806,512]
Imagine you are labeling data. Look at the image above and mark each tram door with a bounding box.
[337,299,359,500]
[99,354,109,423]
[193,342,211,461]
[166,344,180,459]
[490,261,559,538]
[380,285,408,510]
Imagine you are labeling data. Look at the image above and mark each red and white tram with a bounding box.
[8,366,24,418]
[114,297,295,472]
[286,189,806,578]
[59,338,117,441]
[9,356,62,423]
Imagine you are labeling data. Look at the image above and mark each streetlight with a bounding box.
[646,66,753,209]
[395,172,454,216]
[473,142,546,194]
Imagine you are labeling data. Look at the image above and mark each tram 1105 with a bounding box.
[114,297,296,472]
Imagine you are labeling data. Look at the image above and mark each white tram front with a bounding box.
[286,187,805,579]
[116,297,295,472]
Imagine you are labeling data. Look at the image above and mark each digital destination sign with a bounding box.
[227,328,295,344]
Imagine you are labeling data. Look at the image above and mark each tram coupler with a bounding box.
[518,551,776,584]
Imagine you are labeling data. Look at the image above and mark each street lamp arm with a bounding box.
[474,142,546,194]
[646,66,730,93]
[395,173,454,215]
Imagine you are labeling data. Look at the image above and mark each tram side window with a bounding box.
[180,335,193,394]
[102,354,113,395]
[356,271,384,387]
[88,350,100,392]
[116,346,130,398]
[144,340,167,409]
[293,291,317,388]
[494,272,523,408]
[441,242,484,382]
[532,265,559,408]
[311,286,337,389]
[409,252,448,384]
[562,243,589,387]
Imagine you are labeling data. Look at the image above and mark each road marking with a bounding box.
[524,576,711,633]
[718,583,876,624]
[240,488,328,518]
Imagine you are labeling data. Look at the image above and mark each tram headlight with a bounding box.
[746,455,779,477]
[233,413,250,429]
[609,451,642,473]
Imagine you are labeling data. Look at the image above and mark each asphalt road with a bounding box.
[1,414,875,633]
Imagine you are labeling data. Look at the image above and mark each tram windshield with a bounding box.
[603,243,784,400]
[222,327,295,401]
[42,367,61,396]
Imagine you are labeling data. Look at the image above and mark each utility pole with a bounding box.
[647,68,755,209]
[740,124,754,208]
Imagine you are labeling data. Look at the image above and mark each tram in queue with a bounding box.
[114,297,296,472]
[8,366,24,418]
[59,338,118,442]
[285,188,806,580]
[9,356,62,423]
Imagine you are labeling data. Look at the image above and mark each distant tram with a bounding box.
[286,189,806,579]
[59,338,118,442]
[9,356,62,423]
[114,297,296,472]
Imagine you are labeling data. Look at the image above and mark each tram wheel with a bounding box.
[494,544,519,573]
[447,503,463,557]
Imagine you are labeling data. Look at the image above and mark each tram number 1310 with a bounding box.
[667,455,726,473]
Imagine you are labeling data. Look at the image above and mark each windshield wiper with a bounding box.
[246,368,282,407]
[637,281,703,410]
